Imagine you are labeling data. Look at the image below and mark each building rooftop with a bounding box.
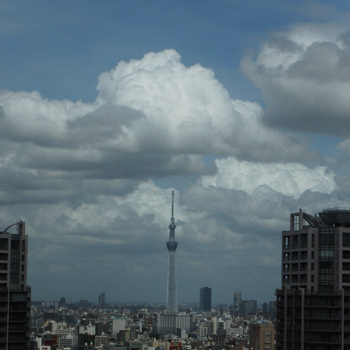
[319,207,350,226]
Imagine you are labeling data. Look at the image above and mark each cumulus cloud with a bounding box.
[0,49,319,213]
[0,49,345,303]
[201,157,337,199]
[95,49,313,161]
[241,23,350,135]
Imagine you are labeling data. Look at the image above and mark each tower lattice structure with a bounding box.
[166,191,178,312]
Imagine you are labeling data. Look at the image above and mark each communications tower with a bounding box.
[166,191,178,312]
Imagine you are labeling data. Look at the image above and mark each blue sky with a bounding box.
[1,0,321,103]
[1,0,350,305]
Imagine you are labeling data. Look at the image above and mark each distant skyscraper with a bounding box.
[233,291,242,312]
[262,302,268,313]
[166,191,178,312]
[59,296,66,307]
[0,220,31,350]
[200,287,212,312]
[99,292,105,308]
[239,300,257,315]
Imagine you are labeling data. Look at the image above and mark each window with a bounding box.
[294,215,299,231]
[0,239,8,250]
[343,250,350,259]
[343,233,350,247]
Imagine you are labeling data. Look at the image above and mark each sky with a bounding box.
[2,0,350,305]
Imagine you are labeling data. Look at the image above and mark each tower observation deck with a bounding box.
[166,191,178,312]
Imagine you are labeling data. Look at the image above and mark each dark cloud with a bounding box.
[242,25,350,136]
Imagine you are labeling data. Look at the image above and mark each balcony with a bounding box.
[305,326,341,331]
[305,313,341,319]
[305,337,341,344]
[305,302,341,307]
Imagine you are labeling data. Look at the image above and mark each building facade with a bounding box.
[200,287,212,312]
[277,208,350,350]
[0,220,31,350]
[249,323,275,350]
[239,300,257,315]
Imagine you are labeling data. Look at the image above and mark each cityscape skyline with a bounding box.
[1,1,350,304]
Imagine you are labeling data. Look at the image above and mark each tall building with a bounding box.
[166,191,178,312]
[268,300,276,320]
[276,208,350,350]
[239,300,257,315]
[98,292,105,308]
[262,302,268,314]
[200,287,212,312]
[249,323,275,350]
[233,291,242,312]
[0,220,31,350]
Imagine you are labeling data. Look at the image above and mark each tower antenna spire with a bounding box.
[171,190,174,220]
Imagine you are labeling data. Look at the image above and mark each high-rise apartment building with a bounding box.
[0,220,30,350]
[249,323,275,350]
[277,208,350,350]
[200,287,212,312]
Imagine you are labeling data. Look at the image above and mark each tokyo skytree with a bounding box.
[166,191,178,312]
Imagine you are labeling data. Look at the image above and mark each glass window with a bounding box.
[0,239,8,250]
[344,233,350,247]
[343,250,350,259]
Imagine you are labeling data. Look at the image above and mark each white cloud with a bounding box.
[0,48,343,303]
[201,157,336,199]
[95,49,312,161]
